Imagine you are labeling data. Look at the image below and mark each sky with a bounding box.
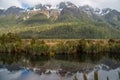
[0,0,120,11]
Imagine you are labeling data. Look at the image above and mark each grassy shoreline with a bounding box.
[0,33,120,65]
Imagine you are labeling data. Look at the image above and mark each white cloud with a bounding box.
[86,0,120,10]
[0,0,120,11]
[18,0,90,6]
[0,0,22,9]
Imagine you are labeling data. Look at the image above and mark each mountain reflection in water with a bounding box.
[0,66,120,80]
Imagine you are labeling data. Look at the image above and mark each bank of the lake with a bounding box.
[0,33,120,68]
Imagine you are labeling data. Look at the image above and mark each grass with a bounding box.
[20,39,113,46]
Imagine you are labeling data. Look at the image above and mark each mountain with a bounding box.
[0,2,120,38]
[104,10,120,27]
[80,5,112,16]
[80,5,94,15]
[0,6,25,15]
[0,9,4,15]
[58,2,77,9]
[24,13,51,25]
[58,6,80,22]
[4,6,24,15]
[0,6,25,27]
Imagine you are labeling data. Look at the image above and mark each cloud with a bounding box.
[18,0,92,7]
[0,0,22,9]
[86,0,120,10]
[0,0,120,11]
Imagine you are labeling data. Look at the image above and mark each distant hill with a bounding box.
[0,2,120,38]
[0,9,4,15]
[5,6,24,15]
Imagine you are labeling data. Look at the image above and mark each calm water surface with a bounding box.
[0,64,120,80]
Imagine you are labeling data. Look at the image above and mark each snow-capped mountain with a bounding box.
[79,5,113,16]
[0,1,120,28]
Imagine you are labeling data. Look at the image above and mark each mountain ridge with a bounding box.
[0,2,120,39]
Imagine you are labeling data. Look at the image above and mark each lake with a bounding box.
[0,57,120,80]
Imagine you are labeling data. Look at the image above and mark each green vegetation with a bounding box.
[83,73,87,80]
[0,33,120,64]
[18,22,120,39]
[118,71,120,79]
[24,13,51,24]
[0,7,120,39]
[94,71,98,80]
